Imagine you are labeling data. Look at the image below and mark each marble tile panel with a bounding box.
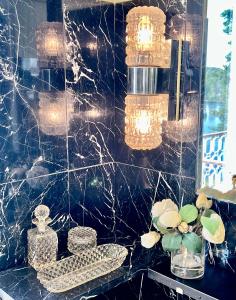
[68,163,117,243]
[64,4,116,169]
[0,1,68,184]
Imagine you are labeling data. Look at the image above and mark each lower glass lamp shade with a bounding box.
[38,91,74,136]
[125,94,169,150]
[36,22,65,68]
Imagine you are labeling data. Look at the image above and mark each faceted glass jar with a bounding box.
[171,239,205,279]
[68,226,97,254]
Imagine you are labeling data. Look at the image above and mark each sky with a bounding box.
[206,0,234,68]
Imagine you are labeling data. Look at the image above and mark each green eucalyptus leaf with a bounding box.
[161,233,182,252]
[179,205,198,224]
[200,215,220,235]
[182,232,202,253]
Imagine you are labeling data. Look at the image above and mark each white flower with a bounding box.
[158,211,181,228]
[141,231,161,249]
[178,222,189,233]
[151,199,178,219]
[196,193,212,209]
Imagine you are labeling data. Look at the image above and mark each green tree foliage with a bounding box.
[221,9,233,70]
[205,68,229,103]
[221,9,233,35]
[204,67,228,132]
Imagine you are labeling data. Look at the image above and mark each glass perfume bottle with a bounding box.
[27,205,58,270]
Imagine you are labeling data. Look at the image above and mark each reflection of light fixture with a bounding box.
[125,95,169,150]
[162,98,198,143]
[36,22,65,68]
[38,91,74,136]
[87,42,98,53]
[126,6,171,67]
[83,109,103,119]
[171,14,202,67]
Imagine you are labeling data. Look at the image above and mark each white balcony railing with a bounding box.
[202,131,227,188]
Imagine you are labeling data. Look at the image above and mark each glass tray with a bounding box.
[37,244,128,293]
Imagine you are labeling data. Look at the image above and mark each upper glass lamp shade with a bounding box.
[171,14,202,67]
[125,94,169,150]
[38,91,74,136]
[36,22,65,68]
[126,6,171,67]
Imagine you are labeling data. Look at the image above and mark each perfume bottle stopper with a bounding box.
[32,205,52,233]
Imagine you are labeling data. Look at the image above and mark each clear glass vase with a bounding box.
[171,240,205,279]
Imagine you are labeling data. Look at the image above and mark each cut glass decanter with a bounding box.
[27,205,58,270]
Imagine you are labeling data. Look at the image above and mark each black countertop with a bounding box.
[0,245,163,300]
[148,258,236,300]
[0,246,236,300]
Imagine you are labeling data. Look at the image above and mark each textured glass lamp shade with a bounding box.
[36,22,65,68]
[171,14,202,66]
[126,6,171,67]
[125,94,169,150]
[38,91,74,136]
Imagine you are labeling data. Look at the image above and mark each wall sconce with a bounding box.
[125,6,170,150]
[36,22,65,68]
[38,91,74,136]
[126,6,171,68]
[125,95,169,150]
[171,14,202,67]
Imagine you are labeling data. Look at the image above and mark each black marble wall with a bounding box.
[0,0,211,275]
